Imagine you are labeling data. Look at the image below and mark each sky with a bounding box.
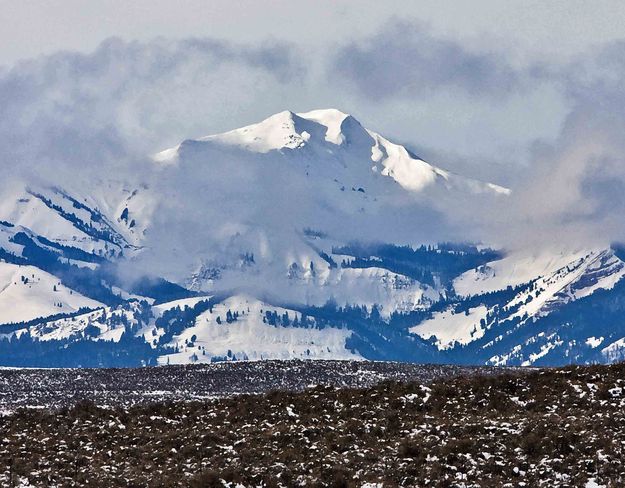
[0,1,591,166]
[3,0,621,167]
[3,1,625,248]
[4,1,625,65]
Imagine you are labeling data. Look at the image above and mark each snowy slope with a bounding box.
[0,189,94,249]
[0,186,130,256]
[157,295,361,364]
[1,108,625,367]
[504,249,625,321]
[0,262,103,324]
[453,248,593,297]
[411,305,488,350]
[4,294,361,364]
[155,108,510,196]
[412,248,625,355]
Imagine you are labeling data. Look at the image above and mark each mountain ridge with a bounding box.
[155,108,511,196]
[0,109,622,367]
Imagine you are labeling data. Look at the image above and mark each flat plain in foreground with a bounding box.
[1,361,623,487]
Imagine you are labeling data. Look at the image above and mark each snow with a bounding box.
[147,111,518,355]
[586,336,604,348]
[153,146,180,164]
[420,385,432,403]
[0,190,94,248]
[154,108,509,196]
[521,338,562,366]
[137,109,512,321]
[297,108,350,145]
[198,110,310,154]
[507,249,625,322]
[110,286,154,303]
[410,306,488,350]
[0,187,120,255]
[487,344,523,367]
[0,262,102,325]
[287,265,437,317]
[0,225,26,256]
[568,251,625,300]
[158,295,362,364]
[152,296,212,318]
[367,130,510,195]
[454,248,592,297]
[369,132,440,192]
[602,338,625,362]
[29,308,122,342]
[107,184,157,246]
[585,479,606,488]
[453,248,625,334]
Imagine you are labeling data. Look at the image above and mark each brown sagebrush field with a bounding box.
[1,362,624,487]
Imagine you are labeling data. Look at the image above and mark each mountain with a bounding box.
[412,247,625,365]
[145,108,509,304]
[0,109,623,367]
[155,109,509,196]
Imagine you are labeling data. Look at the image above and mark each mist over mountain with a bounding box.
[3,11,625,367]
[0,105,623,368]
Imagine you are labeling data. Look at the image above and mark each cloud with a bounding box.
[0,36,303,186]
[446,43,625,250]
[517,89,625,245]
[332,21,528,101]
[0,24,567,197]
[327,33,625,251]
[2,27,625,263]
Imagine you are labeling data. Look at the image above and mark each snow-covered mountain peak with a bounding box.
[155,108,374,159]
[190,108,362,155]
[296,108,353,145]
[153,109,510,196]
[201,110,306,153]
